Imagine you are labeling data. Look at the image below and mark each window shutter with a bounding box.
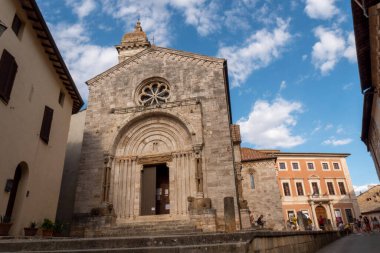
[12,15,22,36]
[40,106,54,144]
[0,50,18,103]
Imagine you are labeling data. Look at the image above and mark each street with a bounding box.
[317,232,380,253]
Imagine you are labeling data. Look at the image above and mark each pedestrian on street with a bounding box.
[363,216,371,233]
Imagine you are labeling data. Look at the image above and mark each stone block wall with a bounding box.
[242,159,284,230]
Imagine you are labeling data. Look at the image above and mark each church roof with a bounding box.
[87,46,226,86]
[241,148,275,162]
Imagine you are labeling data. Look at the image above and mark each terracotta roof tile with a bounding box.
[241,148,275,162]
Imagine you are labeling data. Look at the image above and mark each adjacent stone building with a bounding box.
[69,22,247,235]
[240,148,285,230]
[0,0,83,235]
[357,184,380,219]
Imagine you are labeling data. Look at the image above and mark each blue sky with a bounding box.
[36,0,379,192]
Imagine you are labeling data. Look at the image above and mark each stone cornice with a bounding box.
[86,46,225,86]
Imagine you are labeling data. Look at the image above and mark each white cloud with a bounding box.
[302,54,308,61]
[279,80,287,91]
[322,137,352,146]
[354,184,378,196]
[325,124,333,130]
[304,0,339,20]
[343,32,357,62]
[336,126,344,134]
[49,22,118,100]
[65,0,97,19]
[238,97,305,148]
[343,82,354,90]
[218,18,292,87]
[100,0,220,46]
[312,27,356,75]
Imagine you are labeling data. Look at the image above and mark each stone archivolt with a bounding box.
[107,112,201,221]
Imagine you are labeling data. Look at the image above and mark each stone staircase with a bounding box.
[0,231,253,252]
[85,219,202,237]
[0,230,339,253]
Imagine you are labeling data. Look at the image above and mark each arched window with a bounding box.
[250,173,255,190]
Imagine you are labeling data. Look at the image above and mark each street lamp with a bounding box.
[0,20,7,37]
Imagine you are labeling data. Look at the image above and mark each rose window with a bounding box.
[138,82,170,106]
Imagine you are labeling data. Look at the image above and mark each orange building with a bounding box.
[272,151,360,229]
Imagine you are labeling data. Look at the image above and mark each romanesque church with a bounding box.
[63,22,283,236]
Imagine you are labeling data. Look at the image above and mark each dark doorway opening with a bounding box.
[141,164,169,215]
[5,164,22,219]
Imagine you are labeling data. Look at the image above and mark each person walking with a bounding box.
[363,216,371,233]
[318,215,325,230]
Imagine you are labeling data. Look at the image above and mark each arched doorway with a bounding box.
[315,205,327,230]
[6,162,28,222]
[110,113,195,221]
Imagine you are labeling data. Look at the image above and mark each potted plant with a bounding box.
[52,221,65,237]
[0,215,12,236]
[41,218,54,237]
[24,221,38,236]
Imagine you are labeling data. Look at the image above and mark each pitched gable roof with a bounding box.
[241,148,276,162]
[86,46,226,86]
[19,0,83,113]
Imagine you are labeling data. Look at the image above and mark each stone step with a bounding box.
[85,220,200,237]
[0,231,256,252]
[19,242,247,253]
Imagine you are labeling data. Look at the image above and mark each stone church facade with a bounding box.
[71,22,247,234]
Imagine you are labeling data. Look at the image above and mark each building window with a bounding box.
[296,182,304,196]
[335,209,343,224]
[279,162,286,170]
[311,182,319,195]
[59,91,65,106]
[338,182,347,195]
[283,182,291,196]
[138,79,170,106]
[0,50,18,104]
[327,182,335,195]
[333,162,340,170]
[292,162,300,170]
[345,209,354,223]
[322,162,329,170]
[40,106,54,144]
[249,174,255,189]
[287,210,295,219]
[11,14,23,37]
[307,162,315,170]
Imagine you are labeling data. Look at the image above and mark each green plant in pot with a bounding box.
[52,221,65,237]
[0,215,12,236]
[41,218,54,237]
[24,221,38,236]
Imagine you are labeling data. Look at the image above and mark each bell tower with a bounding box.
[115,21,151,62]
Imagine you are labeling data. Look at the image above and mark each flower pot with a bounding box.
[53,231,63,237]
[42,229,53,237]
[24,227,38,236]
[0,223,12,236]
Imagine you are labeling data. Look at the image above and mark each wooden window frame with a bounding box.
[0,50,18,104]
[40,106,54,144]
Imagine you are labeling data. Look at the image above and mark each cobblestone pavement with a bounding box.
[317,232,380,253]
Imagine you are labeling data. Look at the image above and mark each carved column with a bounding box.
[193,144,204,198]
[103,154,114,203]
